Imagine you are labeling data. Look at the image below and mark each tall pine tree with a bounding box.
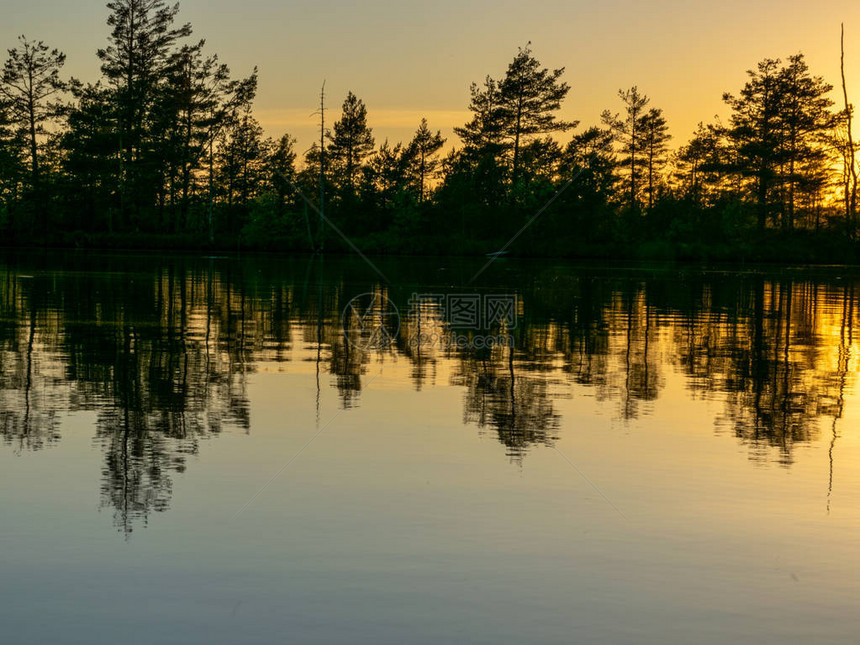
[326,91,375,196]
[498,43,575,183]
[0,36,67,229]
[97,0,192,228]
[406,118,445,202]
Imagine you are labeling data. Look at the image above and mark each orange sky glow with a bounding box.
[4,0,860,155]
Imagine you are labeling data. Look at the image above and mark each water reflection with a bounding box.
[1,254,858,532]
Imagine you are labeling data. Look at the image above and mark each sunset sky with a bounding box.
[5,0,860,155]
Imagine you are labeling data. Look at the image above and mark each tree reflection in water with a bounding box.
[1,255,858,532]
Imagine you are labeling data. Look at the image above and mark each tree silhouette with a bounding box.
[327,91,375,196]
[722,58,786,232]
[405,118,445,202]
[97,0,193,228]
[777,54,834,230]
[0,36,66,229]
[602,87,650,211]
[640,108,671,210]
[454,76,506,155]
[498,43,575,183]
[268,133,298,215]
[216,106,265,232]
[840,24,858,234]
[0,9,859,261]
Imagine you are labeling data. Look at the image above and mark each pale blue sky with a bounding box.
[3,0,860,153]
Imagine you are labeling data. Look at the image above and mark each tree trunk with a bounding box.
[648,138,654,210]
[512,93,523,185]
[842,24,858,236]
[757,171,768,233]
[26,69,43,235]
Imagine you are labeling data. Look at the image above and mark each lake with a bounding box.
[1,251,859,644]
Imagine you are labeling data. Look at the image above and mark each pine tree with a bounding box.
[602,86,649,211]
[452,76,509,204]
[454,76,505,153]
[97,0,192,227]
[777,54,833,230]
[406,118,445,202]
[675,123,728,207]
[217,108,265,211]
[268,133,297,214]
[326,91,375,195]
[498,43,575,182]
[640,108,671,210]
[0,36,67,225]
[60,82,117,231]
[161,41,257,229]
[722,58,784,231]
[0,97,21,228]
[562,126,616,198]
[369,140,409,209]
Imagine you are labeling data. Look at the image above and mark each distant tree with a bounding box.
[562,126,616,198]
[269,133,297,184]
[552,127,617,242]
[795,150,830,230]
[498,43,575,182]
[0,90,21,227]
[450,44,575,211]
[517,136,562,185]
[0,36,67,227]
[602,87,650,210]
[454,76,506,154]
[640,108,671,210]
[160,40,257,228]
[268,132,297,214]
[369,140,409,209]
[297,142,327,204]
[451,77,509,207]
[60,82,117,231]
[326,91,375,195]
[674,123,728,207]
[512,136,564,231]
[216,108,265,232]
[405,118,445,201]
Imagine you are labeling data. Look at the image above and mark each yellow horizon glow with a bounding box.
[4,0,860,155]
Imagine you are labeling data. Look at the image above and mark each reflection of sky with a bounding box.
[4,318,860,643]
[4,256,860,641]
[6,0,860,154]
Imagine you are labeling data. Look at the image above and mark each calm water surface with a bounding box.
[2,252,860,644]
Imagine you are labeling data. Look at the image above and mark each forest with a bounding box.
[1,0,859,262]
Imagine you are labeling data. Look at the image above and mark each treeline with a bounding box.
[1,1,859,261]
